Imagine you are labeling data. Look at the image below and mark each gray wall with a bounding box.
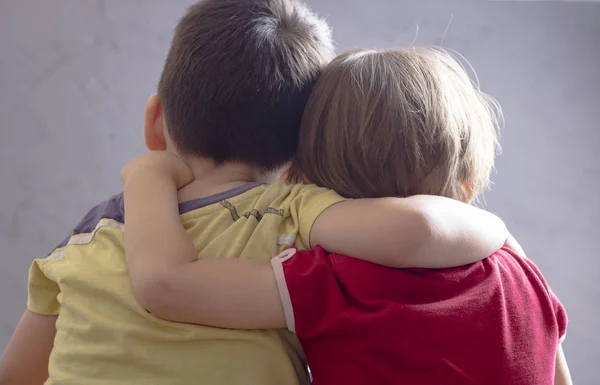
[1,0,598,383]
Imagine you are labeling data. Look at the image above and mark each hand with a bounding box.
[121,151,194,190]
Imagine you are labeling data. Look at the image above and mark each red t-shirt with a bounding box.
[271,247,567,385]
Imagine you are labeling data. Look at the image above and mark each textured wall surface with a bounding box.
[1,0,598,383]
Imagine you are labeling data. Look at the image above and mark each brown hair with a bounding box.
[291,48,501,202]
[158,0,334,170]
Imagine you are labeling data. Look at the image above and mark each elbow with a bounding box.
[399,205,444,268]
[384,205,437,268]
[131,270,177,318]
[411,209,438,259]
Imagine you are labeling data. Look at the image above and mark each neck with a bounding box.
[176,155,260,202]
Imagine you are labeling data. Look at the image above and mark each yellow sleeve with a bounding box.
[288,184,346,249]
[27,259,61,316]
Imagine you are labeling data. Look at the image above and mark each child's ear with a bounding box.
[143,95,167,151]
[279,162,299,181]
[281,163,307,183]
[279,167,291,181]
[462,181,475,204]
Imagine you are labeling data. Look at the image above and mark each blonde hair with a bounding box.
[291,47,501,202]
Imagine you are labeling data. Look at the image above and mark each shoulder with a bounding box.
[490,247,567,337]
[491,247,551,288]
[262,180,342,202]
[261,182,345,245]
[73,193,124,232]
[48,193,124,257]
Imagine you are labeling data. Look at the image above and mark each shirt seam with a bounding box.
[271,253,296,333]
[179,184,270,222]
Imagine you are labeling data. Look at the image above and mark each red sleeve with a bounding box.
[517,250,568,343]
[549,288,568,342]
[271,246,346,339]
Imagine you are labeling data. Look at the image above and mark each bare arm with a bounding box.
[130,256,285,329]
[0,310,56,385]
[122,152,286,328]
[503,232,527,257]
[554,344,572,385]
[311,195,508,268]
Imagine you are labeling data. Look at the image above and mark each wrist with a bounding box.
[123,169,176,191]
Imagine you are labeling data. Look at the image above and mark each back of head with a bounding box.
[292,47,501,202]
[159,0,333,170]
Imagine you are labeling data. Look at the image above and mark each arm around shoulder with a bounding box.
[133,258,288,330]
[310,195,508,268]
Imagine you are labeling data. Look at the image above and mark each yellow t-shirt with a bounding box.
[28,181,344,385]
